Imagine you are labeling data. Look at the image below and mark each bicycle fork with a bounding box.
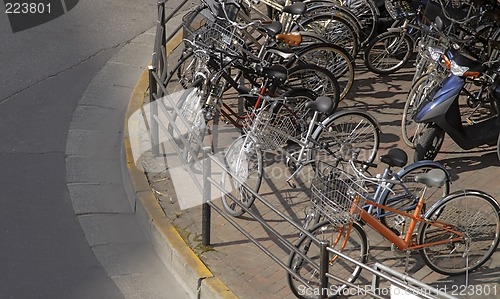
[286,111,320,188]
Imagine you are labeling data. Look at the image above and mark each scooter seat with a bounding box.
[379,148,408,168]
[282,2,306,15]
[414,169,447,188]
[261,21,282,37]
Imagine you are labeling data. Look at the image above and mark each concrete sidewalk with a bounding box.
[123,37,500,299]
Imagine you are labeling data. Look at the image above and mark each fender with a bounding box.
[415,75,464,123]
[422,189,500,220]
[311,108,381,140]
[377,160,453,204]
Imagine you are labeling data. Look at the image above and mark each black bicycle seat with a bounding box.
[261,65,288,84]
[379,148,408,168]
[414,169,447,188]
[282,2,306,15]
[304,96,336,114]
[261,21,282,37]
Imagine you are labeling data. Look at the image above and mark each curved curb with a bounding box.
[122,69,237,299]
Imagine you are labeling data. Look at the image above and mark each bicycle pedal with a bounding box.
[287,180,297,189]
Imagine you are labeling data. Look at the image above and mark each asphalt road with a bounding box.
[0,1,189,297]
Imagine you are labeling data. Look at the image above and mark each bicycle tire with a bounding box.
[287,221,368,299]
[169,78,209,165]
[284,63,340,103]
[363,31,413,75]
[379,163,450,236]
[293,43,355,101]
[497,132,500,162]
[340,0,379,46]
[220,135,263,217]
[401,73,443,148]
[297,13,360,58]
[418,190,500,275]
[413,124,445,162]
[311,110,380,166]
[305,2,364,44]
[165,49,199,90]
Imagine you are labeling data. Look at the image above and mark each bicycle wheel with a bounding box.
[304,2,363,45]
[312,111,380,165]
[401,73,443,148]
[379,163,450,236]
[174,79,207,163]
[165,49,197,92]
[339,0,379,46]
[294,43,355,101]
[287,221,368,299]
[220,135,263,217]
[419,190,500,275]
[285,64,340,103]
[497,132,500,162]
[363,31,413,75]
[298,13,359,58]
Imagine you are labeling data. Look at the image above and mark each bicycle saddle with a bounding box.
[261,21,282,37]
[304,96,336,114]
[260,65,288,84]
[414,169,447,188]
[379,148,407,168]
[282,2,306,15]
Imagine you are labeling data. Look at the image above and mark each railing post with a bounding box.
[149,66,160,156]
[159,0,166,73]
[319,241,329,299]
[202,147,212,246]
[372,263,380,297]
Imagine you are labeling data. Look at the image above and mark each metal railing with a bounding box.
[146,1,459,298]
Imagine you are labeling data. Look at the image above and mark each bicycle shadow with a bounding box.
[437,151,499,179]
[356,244,500,296]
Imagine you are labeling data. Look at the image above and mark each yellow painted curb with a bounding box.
[123,67,237,299]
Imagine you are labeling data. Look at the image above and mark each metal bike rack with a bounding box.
[146,1,459,298]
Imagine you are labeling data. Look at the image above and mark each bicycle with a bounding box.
[287,155,500,298]
[171,2,354,100]
[364,0,499,76]
[220,94,380,216]
[166,5,344,163]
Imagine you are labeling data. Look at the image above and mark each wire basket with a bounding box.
[245,110,296,150]
[310,168,367,227]
[385,0,417,19]
[182,9,245,56]
[182,9,209,42]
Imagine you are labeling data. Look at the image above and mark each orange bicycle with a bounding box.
[288,160,500,298]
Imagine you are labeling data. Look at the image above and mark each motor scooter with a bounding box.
[413,47,500,161]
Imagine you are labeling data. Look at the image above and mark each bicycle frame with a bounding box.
[360,196,465,251]
[364,160,450,219]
